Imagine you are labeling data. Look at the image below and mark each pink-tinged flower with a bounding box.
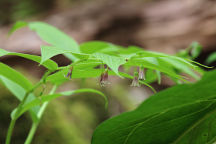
[65,67,73,79]
[138,67,145,80]
[100,69,110,87]
[131,72,140,87]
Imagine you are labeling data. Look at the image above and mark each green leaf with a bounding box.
[0,63,39,121]
[206,52,216,64]
[92,70,216,144]
[0,63,33,90]
[0,49,58,71]
[0,76,39,121]
[28,22,80,61]
[8,21,28,35]
[16,88,108,118]
[158,57,200,80]
[40,45,90,64]
[93,53,126,76]
[47,64,118,85]
[126,57,186,81]
[190,42,202,59]
[80,41,118,54]
[47,68,100,85]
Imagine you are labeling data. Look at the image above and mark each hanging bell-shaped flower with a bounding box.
[131,72,140,87]
[100,69,110,87]
[138,66,145,80]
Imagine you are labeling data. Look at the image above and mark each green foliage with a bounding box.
[0,49,58,71]
[177,41,202,59]
[80,41,118,54]
[93,53,126,76]
[0,63,33,90]
[29,22,80,61]
[92,70,216,144]
[0,21,210,144]
[190,42,202,59]
[8,21,28,35]
[8,21,203,85]
[206,52,216,64]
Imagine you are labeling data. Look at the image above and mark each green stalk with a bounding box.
[5,119,16,144]
[5,82,41,144]
[24,85,57,144]
[5,71,51,144]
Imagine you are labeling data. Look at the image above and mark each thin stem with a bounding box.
[24,85,57,144]
[24,122,38,144]
[5,87,37,144]
[5,71,51,144]
[5,119,16,144]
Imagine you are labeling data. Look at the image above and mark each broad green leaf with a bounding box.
[123,47,202,81]
[93,53,126,76]
[40,45,70,64]
[8,21,28,35]
[0,49,58,71]
[0,63,39,121]
[28,22,80,61]
[129,48,200,71]
[158,57,200,80]
[143,69,158,84]
[80,41,118,54]
[47,66,117,85]
[40,45,90,64]
[0,75,26,100]
[92,70,216,144]
[16,88,108,118]
[0,63,33,90]
[0,76,39,121]
[134,49,170,58]
[119,46,143,55]
[47,59,105,85]
[47,68,101,85]
[206,52,216,64]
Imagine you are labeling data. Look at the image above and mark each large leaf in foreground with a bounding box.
[92,70,216,144]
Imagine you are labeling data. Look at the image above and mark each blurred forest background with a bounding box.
[0,0,216,143]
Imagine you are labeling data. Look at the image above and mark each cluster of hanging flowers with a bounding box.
[64,64,146,88]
